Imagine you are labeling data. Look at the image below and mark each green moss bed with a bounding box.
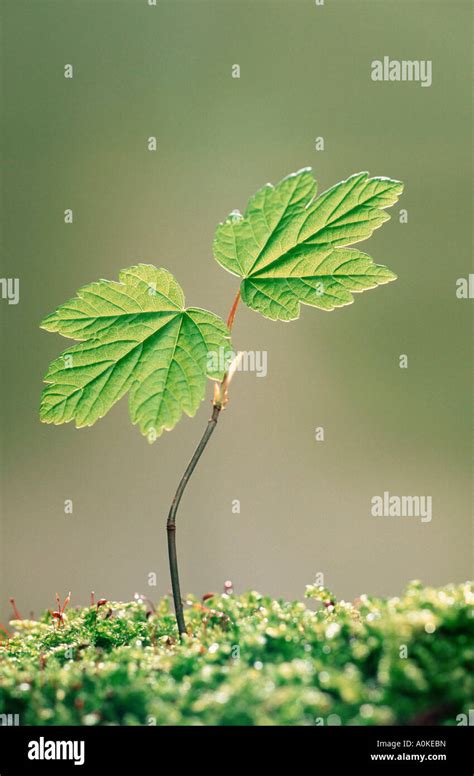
[0,581,472,726]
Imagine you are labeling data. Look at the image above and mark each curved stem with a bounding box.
[167,404,221,637]
[166,286,241,638]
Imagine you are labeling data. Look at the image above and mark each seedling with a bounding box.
[39,168,403,637]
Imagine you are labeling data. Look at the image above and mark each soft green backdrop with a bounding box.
[1,0,472,624]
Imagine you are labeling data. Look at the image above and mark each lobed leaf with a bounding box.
[213,169,403,321]
[40,265,231,441]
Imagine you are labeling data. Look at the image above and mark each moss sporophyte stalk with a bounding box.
[0,582,472,725]
[38,168,403,637]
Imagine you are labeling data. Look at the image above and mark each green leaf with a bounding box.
[40,264,230,441]
[213,168,403,321]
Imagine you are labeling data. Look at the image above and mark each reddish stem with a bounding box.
[9,598,21,620]
[226,289,241,331]
[0,624,12,639]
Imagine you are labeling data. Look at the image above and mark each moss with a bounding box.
[0,582,472,726]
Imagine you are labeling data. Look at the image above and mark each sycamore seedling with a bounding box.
[40,168,403,636]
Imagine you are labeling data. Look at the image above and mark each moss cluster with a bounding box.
[0,581,472,726]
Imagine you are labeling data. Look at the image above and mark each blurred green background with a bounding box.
[1,0,472,624]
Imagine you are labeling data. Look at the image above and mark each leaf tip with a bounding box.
[39,313,57,332]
